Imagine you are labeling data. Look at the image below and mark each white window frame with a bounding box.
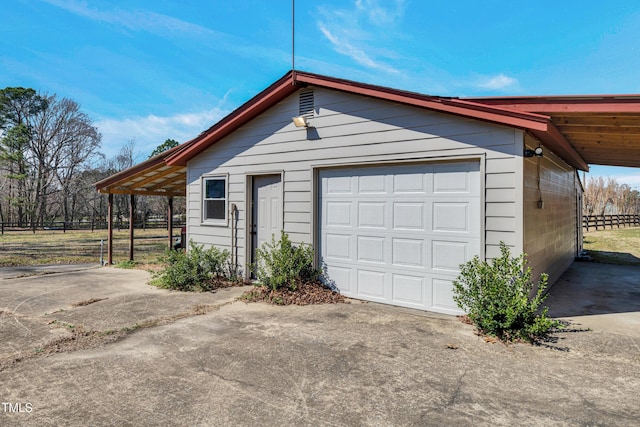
[201,175,228,226]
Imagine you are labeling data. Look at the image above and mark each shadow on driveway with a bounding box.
[546,261,640,337]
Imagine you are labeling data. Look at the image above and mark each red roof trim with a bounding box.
[166,70,565,167]
[294,72,551,131]
[464,95,640,114]
[530,127,589,171]
[166,72,298,166]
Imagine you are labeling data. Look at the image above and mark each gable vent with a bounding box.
[299,90,314,117]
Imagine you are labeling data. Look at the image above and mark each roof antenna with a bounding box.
[292,0,296,83]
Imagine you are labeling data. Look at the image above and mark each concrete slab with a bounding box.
[0,264,638,426]
[0,263,101,280]
[547,262,640,338]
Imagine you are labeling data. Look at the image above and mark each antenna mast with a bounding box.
[292,0,295,73]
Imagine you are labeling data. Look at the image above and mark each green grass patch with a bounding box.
[583,227,640,266]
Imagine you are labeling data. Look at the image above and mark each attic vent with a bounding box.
[299,90,314,117]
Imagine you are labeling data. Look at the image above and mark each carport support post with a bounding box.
[107,193,113,265]
[129,194,135,261]
[167,196,174,250]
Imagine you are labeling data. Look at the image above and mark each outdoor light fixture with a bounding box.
[292,115,312,128]
[524,146,543,157]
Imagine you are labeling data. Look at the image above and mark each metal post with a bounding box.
[107,193,113,265]
[167,196,174,250]
[129,194,135,261]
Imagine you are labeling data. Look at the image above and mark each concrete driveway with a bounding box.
[0,264,639,426]
[546,262,640,337]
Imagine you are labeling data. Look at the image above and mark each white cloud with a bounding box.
[317,1,405,74]
[42,0,211,36]
[96,107,229,159]
[318,24,399,74]
[355,0,406,26]
[41,0,285,62]
[478,74,519,90]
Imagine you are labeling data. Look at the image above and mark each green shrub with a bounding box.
[253,231,320,291]
[452,242,563,343]
[151,241,237,291]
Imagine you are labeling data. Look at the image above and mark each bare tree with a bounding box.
[584,176,640,216]
[0,87,101,228]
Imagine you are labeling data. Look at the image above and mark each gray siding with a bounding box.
[523,134,579,285]
[186,87,524,274]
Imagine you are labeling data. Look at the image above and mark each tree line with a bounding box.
[583,176,640,216]
[0,86,183,230]
[2,85,639,230]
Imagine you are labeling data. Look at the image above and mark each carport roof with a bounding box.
[95,144,186,197]
[465,95,640,168]
[96,71,640,194]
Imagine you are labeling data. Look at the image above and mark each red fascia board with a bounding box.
[295,73,550,131]
[166,72,298,166]
[165,70,584,168]
[465,96,640,114]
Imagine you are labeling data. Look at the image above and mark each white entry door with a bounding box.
[318,162,481,315]
[252,175,282,262]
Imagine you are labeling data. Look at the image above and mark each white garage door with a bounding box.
[319,161,481,315]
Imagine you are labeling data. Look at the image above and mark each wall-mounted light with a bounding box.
[292,115,312,128]
[524,146,543,157]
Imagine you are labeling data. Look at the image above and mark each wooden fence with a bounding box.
[583,214,640,231]
[0,220,186,235]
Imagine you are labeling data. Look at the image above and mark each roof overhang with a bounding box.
[465,95,640,168]
[164,71,591,170]
[97,72,640,195]
[95,144,186,197]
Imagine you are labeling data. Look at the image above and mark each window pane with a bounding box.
[205,179,225,199]
[205,200,225,220]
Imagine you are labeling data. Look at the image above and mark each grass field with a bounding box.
[583,227,640,266]
[0,228,181,267]
[1,226,638,268]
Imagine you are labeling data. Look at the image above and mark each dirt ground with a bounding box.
[0,264,639,426]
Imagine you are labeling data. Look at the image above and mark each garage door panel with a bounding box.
[392,274,425,306]
[357,236,386,263]
[326,202,352,227]
[319,161,480,315]
[392,238,424,267]
[393,173,426,193]
[326,175,353,194]
[432,202,470,232]
[393,202,425,230]
[325,233,351,260]
[358,174,386,193]
[432,277,461,314]
[357,202,386,228]
[432,240,469,272]
[357,270,386,299]
[432,162,477,194]
[325,265,353,294]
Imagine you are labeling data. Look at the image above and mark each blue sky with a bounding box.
[2,0,640,187]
